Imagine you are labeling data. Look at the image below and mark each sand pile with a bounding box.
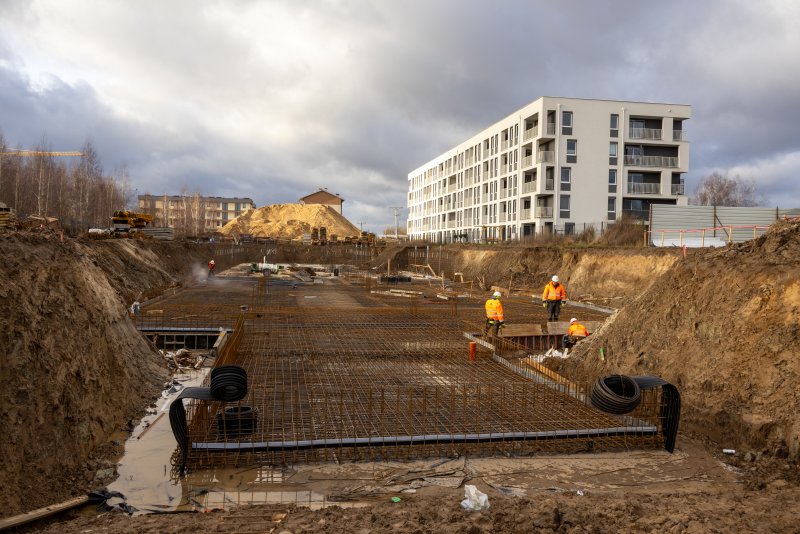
[219,204,360,240]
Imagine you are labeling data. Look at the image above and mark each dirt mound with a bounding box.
[570,219,800,460]
[219,203,360,240]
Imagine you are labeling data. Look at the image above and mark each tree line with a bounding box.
[0,134,131,233]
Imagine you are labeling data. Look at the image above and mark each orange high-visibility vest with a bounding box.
[542,282,567,301]
[485,299,504,321]
[568,323,589,337]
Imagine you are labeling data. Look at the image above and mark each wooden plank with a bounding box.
[521,358,572,386]
[499,323,543,337]
[546,321,569,335]
[0,495,90,530]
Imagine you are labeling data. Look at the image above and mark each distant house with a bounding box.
[299,189,344,215]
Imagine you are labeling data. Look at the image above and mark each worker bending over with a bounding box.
[541,275,567,321]
[483,290,505,338]
[563,318,590,353]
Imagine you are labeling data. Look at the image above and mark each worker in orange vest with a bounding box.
[541,275,567,321]
[208,259,216,278]
[563,317,590,353]
[483,290,505,337]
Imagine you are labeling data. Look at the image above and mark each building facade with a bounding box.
[299,189,344,214]
[138,194,256,234]
[407,97,691,243]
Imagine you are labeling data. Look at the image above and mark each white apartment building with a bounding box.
[407,97,691,243]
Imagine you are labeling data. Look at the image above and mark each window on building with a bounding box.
[564,222,575,235]
[608,197,616,220]
[608,169,617,193]
[609,142,618,165]
[562,111,573,135]
[559,195,570,219]
[610,114,619,137]
[560,167,571,191]
[566,139,577,163]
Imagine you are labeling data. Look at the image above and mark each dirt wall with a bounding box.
[0,234,259,517]
[569,220,800,461]
[397,245,678,304]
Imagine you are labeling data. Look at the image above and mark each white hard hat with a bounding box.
[492,290,502,298]
[552,275,559,283]
[570,318,577,323]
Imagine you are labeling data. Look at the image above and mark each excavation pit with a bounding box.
[136,276,673,473]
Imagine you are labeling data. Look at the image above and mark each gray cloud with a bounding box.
[1,0,799,232]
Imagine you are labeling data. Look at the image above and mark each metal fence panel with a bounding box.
[650,205,793,247]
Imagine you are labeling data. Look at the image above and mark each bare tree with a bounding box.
[693,172,760,207]
[190,191,205,237]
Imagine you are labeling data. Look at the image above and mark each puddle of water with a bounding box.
[110,368,369,514]
[108,369,208,512]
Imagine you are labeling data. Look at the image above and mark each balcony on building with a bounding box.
[535,205,554,218]
[536,150,555,164]
[520,206,532,220]
[670,173,685,195]
[543,110,557,137]
[624,145,679,168]
[544,167,555,192]
[628,117,664,141]
[672,118,688,141]
[627,172,662,195]
[522,175,537,194]
[523,113,539,142]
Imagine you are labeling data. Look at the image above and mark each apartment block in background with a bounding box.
[407,97,691,243]
[138,194,256,234]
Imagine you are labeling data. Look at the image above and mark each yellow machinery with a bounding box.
[111,211,154,234]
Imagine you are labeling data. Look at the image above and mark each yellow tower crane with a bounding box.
[0,150,83,157]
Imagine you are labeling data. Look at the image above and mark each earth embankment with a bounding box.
[570,220,800,461]
[0,234,255,517]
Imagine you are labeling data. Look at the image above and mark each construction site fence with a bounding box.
[646,224,773,247]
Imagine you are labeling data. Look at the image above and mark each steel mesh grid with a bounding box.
[178,302,665,468]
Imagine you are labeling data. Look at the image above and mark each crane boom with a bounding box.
[0,151,83,157]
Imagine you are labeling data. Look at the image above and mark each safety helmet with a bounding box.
[552,275,559,283]
[492,290,502,298]
[570,318,577,324]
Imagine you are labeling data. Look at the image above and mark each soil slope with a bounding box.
[397,245,678,306]
[571,219,800,461]
[219,203,360,240]
[0,233,256,518]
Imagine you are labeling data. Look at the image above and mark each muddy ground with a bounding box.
[30,438,800,532]
[3,222,800,532]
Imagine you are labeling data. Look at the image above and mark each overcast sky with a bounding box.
[1,0,799,231]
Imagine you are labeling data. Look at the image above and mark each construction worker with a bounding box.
[483,290,505,337]
[563,317,590,353]
[208,259,216,277]
[541,275,567,321]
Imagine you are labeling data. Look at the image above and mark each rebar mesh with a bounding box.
[148,277,670,471]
